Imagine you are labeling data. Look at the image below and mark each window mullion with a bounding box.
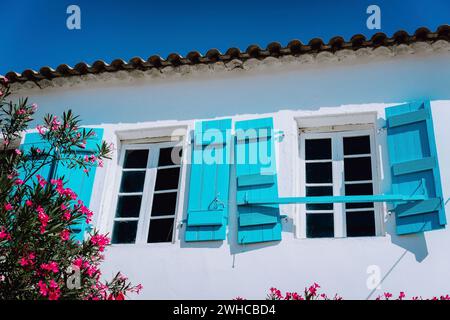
[333,134,346,238]
[136,146,159,244]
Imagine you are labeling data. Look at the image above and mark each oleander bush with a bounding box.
[0,76,141,300]
[234,283,450,300]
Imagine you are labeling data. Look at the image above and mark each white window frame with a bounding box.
[298,127,384,239]
[110,141,183,244]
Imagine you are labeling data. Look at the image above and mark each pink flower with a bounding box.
[25,200,33,207]
[51,117,61,131]
[31,103,38,111]
[4,203,13,211]
[62,211,71,221]
[90,234,110,252]
[308,283,320,296]
[36,205,49,232]
[48,289,61,300]
[73,257,83,268]
[0,227,11,240]
[60,229,70,241]
[16,109,26,115]
[14,179,24,185]
[14,149,21,155]
[85,264,99,277]
[36,125,47,135]
[115,292,125,300]
[384,292,392,299]
[49,280,58,289]
[40,261,59,273]
[19,253,35,267]
[38,281,49,297]
[36,174,47,187]
[19,257,29,266]
[399,291,406,300]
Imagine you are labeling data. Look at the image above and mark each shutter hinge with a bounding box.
[377,126,387,134]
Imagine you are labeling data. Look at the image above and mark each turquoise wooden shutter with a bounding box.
[185,119,232,241]
[386,101,446,235]
[54,128,104,241]
[21,133,54,182]
[21,129,103,242]
[235,117,282,244]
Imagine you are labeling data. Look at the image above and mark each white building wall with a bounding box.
[13,52,450,299]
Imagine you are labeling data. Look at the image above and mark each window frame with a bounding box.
[110,141,183,245]
[298,127,384,239]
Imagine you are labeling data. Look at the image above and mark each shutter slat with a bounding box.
[187,210,224,226]
[387,108,429,128]
[395,198,442,217]
[237,173,275,187]
[392,157,436,176]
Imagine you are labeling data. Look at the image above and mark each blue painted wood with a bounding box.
[185,119,232,242]
[235,117,281,244]
[387,108,429,128]
[21,133,54,182]
[386,101,446,235]
[187,210,224,226]
[237,173,275,187]
[237,194,427,205]
[20,129,103,242]
[395,198,442,217]
[392,157,436,176]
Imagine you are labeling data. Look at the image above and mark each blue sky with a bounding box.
[1,0,449,74]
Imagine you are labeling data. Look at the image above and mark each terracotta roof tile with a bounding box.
[3,25,449,84]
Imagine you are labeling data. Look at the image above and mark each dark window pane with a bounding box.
[306,214,334,238]
[345,183,374,209]
[116,195,142,218]
[306,162,332,184]
[344,157,372,181]
[119,171,146,193]
[155,168,180,191]
[124,150,149,169]
[306,186,333,210]
[305,139,332,160]
[147,218,174,243]
[344,136,371,155]
[151,192,178,216]
[346,211,375,237]
[158,147,182,167]
[112,221,138,244]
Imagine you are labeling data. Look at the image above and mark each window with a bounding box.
[112,142,183,244]
[299,129,380,238]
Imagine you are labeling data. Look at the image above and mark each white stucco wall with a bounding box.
[12,51,450,299]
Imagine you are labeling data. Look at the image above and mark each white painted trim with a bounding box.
[297,125,383,239]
